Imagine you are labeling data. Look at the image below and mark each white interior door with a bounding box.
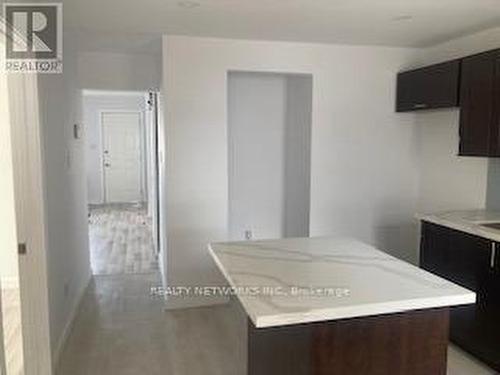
[1,50,28,374]
[1,36,51,375]
[102,112,143,203]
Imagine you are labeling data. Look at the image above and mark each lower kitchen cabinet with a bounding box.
[420,221,500,371]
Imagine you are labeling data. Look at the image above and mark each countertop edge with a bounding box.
[417,214,500,243]
[254,293,476,328]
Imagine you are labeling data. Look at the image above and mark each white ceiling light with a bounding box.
[392,15,413,22]
[177,1,201,9]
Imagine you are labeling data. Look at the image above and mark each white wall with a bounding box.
[37,34,92,361]
[162,35,420,308]
[228,72,312,240]
[415,109,487,212]
[412,27,500,213]
[79,51,161,91]
[83,93,147,204]
[487,159,500,210]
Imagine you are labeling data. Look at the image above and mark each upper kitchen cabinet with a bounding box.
[396,60,460,112]
[459,50,500,157]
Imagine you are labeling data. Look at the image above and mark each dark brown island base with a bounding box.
[247,307,449,375]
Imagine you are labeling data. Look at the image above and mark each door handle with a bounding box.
[18,243,27,255]
[104,163,111,167]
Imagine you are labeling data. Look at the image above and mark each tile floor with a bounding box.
[448,345,497,375]
[57,274,244,375]
[89,205,159,276]
[57,273,497,375]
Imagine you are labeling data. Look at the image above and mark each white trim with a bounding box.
[53,274,91,369]
[99,110,146,204]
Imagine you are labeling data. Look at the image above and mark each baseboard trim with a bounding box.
[52,273,92,369]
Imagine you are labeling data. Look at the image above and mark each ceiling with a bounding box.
[62,0,500,53]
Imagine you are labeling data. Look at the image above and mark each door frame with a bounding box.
[150,92,161,255]
[99,109,146,204]
[2,49,53,375]
[0,29,8,375]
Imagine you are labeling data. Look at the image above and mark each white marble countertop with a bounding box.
[417,209,500,242]
[208,237,475,328]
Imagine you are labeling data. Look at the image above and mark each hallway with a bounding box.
[89,205,159,276]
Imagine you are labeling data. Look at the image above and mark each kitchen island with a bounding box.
[208,237,476,375]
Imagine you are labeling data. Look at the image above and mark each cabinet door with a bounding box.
[396,61,460,112]
[459,51,497,156]
[489,52,500,156]
[471,245,500,370]
[447,228,491,291]
[452,246,500,372]
[420,222,452,279]
[446,231,491,365]
[420,221,500,371]
[420,222,490,290]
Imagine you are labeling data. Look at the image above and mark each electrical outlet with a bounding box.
[244,230,253,240]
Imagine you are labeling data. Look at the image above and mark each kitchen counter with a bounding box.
[208,237,476,375]
[417,209,500,242]
[209,237,475,328]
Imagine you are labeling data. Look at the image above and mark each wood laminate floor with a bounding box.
[1,285,24,375]
[89,204,159,276]
[57,274,496,375]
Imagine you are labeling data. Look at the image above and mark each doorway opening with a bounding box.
[227,72,313,241]
[83,90,161,276]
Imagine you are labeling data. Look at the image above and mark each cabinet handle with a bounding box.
[413,103,428,109]
[491,242,497,269]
